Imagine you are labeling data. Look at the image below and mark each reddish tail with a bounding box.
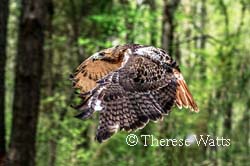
[174,69,199,112]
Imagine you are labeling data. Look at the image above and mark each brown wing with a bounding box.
[73,45,199,143]
[174,69,199,112]
[72,58,122,93]
[75,56,179,142]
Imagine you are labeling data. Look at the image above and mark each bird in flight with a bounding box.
[71,44,199,143]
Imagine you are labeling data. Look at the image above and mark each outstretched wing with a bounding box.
[71,57,122,93]
[76,55,178,142]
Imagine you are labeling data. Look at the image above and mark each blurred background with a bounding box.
[0,0,250,165]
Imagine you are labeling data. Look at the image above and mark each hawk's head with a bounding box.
[91,45,131,63]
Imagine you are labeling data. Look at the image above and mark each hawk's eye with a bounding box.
[99,52,105,56]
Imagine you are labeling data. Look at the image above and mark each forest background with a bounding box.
[0,0,249,165]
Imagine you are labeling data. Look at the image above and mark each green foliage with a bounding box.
[5,0,250,165]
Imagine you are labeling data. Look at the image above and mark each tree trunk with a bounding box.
[223,102,232,132]
[0,0,9,165]
[145,0,157,46]
[6,0,46,165]
[43,1,57,165]
[199,0,206,49]
[198,0,207,79]
[245,100,250,156]
[161,0,180,56]
[120,0,134,43]
[69,0,84,63]
[182,0,192,50]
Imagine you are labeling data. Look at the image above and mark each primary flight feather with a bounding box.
[71,44,199,143]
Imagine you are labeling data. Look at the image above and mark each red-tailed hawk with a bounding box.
[71,44,199,143]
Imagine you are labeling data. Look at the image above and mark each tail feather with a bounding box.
[174,69,199,112]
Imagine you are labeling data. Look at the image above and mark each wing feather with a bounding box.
[72,45,199,143]
[79,55,179,142]
[72,58,122,93]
